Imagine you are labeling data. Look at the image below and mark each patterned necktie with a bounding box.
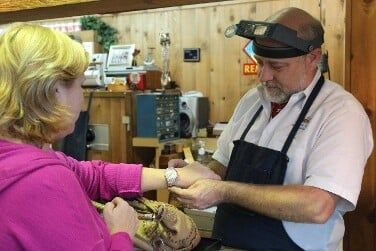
[270,102,287,118]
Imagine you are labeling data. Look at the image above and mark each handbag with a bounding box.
[92,197,201,251]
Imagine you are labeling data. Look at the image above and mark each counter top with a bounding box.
[83,89,134,98]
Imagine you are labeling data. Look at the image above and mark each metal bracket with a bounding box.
[122,116,131,131]
[87,124,109,151]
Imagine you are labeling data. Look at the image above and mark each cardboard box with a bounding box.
[83,41,102,55]
[68,30,102,54]
[69,30,97,42]
[184,207,216,236]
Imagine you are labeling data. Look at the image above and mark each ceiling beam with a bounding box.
[0,0,97,13]
[0,0,227,25]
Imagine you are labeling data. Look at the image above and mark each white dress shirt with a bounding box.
[212,70,373,251]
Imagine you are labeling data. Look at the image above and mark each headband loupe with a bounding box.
[225,20,323,58]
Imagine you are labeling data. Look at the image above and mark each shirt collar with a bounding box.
[300,69,322,98]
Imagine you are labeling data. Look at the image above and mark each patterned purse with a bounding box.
[92,197,201,251]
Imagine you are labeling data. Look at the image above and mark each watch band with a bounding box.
[165,166,178,187]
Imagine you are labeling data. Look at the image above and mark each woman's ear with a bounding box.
[55,83,60,94]
[54,81,64,100]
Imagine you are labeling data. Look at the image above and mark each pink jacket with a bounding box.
[0,139,143,250]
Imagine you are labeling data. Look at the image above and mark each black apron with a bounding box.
[212,76,325,250]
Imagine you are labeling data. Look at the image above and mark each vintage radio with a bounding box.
[82,53,107,87]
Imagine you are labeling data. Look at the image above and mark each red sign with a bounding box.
[243,40,258,75]
[243,62,258,75]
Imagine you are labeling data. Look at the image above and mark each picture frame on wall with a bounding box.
[107,44,135,70]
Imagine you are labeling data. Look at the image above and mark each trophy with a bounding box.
[159,32,171,88]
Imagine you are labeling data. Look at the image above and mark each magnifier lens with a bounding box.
[254,25,268,36]
[224,25,237,38]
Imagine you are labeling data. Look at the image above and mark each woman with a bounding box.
[0,23,219,250]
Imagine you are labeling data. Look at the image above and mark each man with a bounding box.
[169,7,373,250]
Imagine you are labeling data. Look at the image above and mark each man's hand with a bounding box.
[172,161,221,188]
[168,159,189,168]
[169,179,224,209]
[103,197,139,238]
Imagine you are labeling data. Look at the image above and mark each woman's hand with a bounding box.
[103,197,139,239]
[173,161,221,188]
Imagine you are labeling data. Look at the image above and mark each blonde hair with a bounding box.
[0,23,89,145]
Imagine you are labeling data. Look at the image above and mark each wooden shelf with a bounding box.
[132,137,160,148]
[132,137,183,202]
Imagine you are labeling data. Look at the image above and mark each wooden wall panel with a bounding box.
[319,0,347,85]
[101,0,346,122]
[8,0,344,123]
[222,5,241,121]
[344,0,376,250]
[195,7,211,96]
[208,6,225,122]
[181,8,197,92]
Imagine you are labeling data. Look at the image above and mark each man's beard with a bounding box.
[261,81,291,104]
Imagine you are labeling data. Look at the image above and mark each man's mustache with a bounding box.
[262,81,279,88]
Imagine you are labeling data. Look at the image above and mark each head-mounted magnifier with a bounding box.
[225,20,323,58]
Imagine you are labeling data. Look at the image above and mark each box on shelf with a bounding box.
[69,30,97,42]
[184,207,216,238]
[68,30,102,54]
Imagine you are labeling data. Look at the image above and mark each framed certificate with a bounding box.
[107,44,135,69]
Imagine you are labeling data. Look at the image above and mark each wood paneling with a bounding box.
[319,0,347,86]
[1,0,338,123]
[94,0,344,122]
[6,0,345,122]
[344,0,376,250]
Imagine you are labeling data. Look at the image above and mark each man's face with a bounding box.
[254,55,311,104]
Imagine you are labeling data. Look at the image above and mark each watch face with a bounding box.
[129,72,141,83]
[165,167,178,186]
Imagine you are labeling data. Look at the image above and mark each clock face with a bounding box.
[129,72,141,83]
[144,49,155,66]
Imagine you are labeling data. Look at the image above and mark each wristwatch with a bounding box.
[164,166,179,187]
